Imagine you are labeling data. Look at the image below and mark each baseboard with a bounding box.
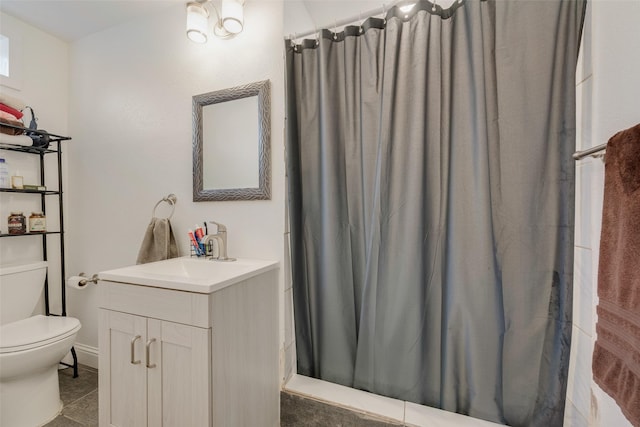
[67,342,99,370]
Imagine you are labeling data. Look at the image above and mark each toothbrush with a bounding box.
[195,225,204,240]
[194,225,205,254]
[188,230,203,256]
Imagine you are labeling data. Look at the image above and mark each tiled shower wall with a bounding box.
[565,3,598,423]
[565,1,639,426]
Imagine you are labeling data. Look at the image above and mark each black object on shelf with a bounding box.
[0,125,78,378]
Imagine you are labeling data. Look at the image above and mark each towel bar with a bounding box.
[573,143,607,160]
[152,194,177,219]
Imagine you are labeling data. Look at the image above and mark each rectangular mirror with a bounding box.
[193,80,271,201]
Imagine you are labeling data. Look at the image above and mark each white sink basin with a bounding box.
[99,257,278,293]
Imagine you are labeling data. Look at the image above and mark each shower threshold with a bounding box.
[283,374,505,427]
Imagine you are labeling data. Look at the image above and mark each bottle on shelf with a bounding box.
[8,211,27,235]
[28,212,46,233]
[0,158,9,188]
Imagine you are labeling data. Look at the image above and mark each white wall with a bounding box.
[565,1,640,426]
[66,1,286,369]
[283,1,314,36]
[0,12,69,315]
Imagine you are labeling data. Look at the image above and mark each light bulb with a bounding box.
[186,2,209,43]
[399,3,416,13]
[221,0,244,34]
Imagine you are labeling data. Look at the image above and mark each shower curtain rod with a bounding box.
[290,3,391,41]
[289,0,473,41]
[573,143,607,160]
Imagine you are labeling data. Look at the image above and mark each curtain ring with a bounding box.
[432,0,438,12]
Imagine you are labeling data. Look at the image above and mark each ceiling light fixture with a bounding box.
[186,0,245,43]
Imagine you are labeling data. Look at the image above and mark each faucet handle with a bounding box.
[208,221,227,233]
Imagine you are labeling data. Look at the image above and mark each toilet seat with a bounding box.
[0,315,81,354]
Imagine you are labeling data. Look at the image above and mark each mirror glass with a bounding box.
[202,96,259,189]
[193,80,271,201]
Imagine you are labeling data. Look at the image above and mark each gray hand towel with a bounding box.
[136,217,179,264]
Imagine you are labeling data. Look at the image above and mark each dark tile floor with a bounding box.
[45,364,98,427]
[46,365,403,426]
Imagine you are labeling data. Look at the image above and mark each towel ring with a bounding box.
[152,194,177,219]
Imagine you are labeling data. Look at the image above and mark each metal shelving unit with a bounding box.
[0,124,78,377]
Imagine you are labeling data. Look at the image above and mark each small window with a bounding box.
[0,34,9,77]
[0,32,22,90]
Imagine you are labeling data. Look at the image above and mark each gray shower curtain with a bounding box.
[285,1,585,426]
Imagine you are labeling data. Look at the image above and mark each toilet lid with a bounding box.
[0,315,81,353]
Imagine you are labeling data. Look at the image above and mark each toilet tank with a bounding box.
[0,261,48,325]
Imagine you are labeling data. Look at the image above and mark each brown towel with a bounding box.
[136,217,179,264]
[0,116,25,135]
[592,123,640,427]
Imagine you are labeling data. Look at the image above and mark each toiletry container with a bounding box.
[8,212,26,235]
[28,212,46,233]
[0,158,9,188]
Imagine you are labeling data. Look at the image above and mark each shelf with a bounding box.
[0,231,61,238]
[0,143,59,154]
[0,122,77,374]
[0,124,70,155]
[0,188,60,195]
[0,123,70,141]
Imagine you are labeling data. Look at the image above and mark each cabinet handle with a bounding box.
[146,338,157,368]
[130,335,141,365]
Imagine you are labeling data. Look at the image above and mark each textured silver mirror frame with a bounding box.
[193,80,271,201]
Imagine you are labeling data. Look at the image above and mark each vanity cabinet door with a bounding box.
[99,310,148,427]
[100,309,212,427]
[147,319,211,426]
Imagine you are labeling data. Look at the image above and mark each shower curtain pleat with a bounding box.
[285,1,585,426]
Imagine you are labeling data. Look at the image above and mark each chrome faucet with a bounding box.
[201,221,235,261]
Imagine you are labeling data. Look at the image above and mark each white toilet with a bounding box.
[0,261,81,427]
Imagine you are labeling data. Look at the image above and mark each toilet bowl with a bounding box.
[0,262,81,427]
[1,315,81,427]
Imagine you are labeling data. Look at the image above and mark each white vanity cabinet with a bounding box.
[98,258,279,427]
[99,310,210,426]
